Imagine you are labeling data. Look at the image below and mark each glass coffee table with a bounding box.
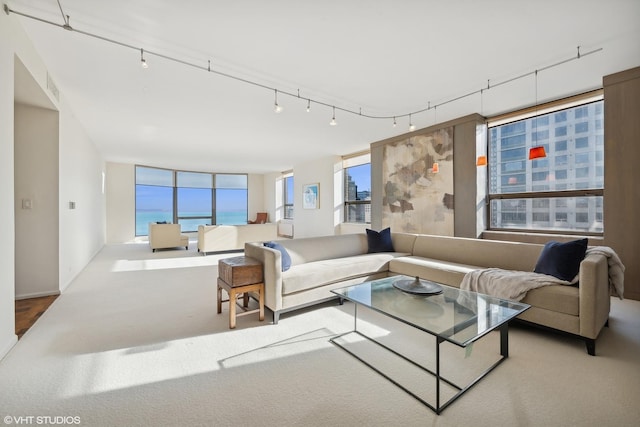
[330,275,530,414]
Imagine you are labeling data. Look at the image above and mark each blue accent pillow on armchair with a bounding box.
[366,227,395,253]
[264,241,292,272]
[534,238,588,282]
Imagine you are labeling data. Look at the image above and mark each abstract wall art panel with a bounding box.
[382,127,454,235]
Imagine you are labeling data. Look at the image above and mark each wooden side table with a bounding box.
[217,256,265,329]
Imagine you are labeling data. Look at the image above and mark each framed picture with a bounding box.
[303,183,320,209]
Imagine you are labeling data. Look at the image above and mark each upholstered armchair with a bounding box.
[248,212,268,224]
[148,223,189,252]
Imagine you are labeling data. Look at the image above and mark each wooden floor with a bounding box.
[15,295,58,339]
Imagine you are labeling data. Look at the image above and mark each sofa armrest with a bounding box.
[244,242,283,312]
[197,225,205,251]
[578,252,610,339]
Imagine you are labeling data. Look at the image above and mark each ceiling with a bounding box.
[10,0,640,174]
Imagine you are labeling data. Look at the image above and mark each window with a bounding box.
[343,153,371,223]
[556,140,567,151]
[135,166,174,236]
[176,171,213,232]
[283,173,294,219]
[487,93,604,233]
[135,166,248,235]
[215,174,248,225]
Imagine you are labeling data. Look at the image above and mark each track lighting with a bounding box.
[274,90,283,113]
[140,48,148,69]
[330,106,337,126]
[529,70,547,160]
[3,5,603,132]
[393,117,397,128]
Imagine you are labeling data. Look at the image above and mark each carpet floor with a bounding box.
[0,242,639,427]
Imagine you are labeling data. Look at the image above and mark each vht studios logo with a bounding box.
[4,415,81,425]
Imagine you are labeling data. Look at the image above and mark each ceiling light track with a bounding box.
[55,0,70,29]
[4,4,603,126]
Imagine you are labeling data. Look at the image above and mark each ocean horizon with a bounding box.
[136,211,248,235]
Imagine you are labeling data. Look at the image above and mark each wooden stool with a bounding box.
[217,256,265,329]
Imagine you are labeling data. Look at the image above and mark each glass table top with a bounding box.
[332,275,530,347]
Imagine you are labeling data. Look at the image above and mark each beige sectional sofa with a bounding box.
[244,232,611,355]
[197,223,277,254]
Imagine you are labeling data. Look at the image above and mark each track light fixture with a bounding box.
[274,89,283,113]
[140,48,148,69]
[393,117,397,128]
[529,146,547,160]
[3,4,603,132]
[330,107,337,126]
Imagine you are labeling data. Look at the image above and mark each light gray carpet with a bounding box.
[1,242,639,427]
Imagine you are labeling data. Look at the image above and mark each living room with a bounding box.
[1,1,639,425]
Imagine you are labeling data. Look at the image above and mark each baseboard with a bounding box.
[15,290,60,300]
[0,334,18,361]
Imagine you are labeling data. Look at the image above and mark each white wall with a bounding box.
[58,102,106,291]
[0,9,17,359]
[247,174,264,222]
[1,11,106,358]
[263,171,280,223]
[14,104,59,299]
[106,162,135,243]
[293,156,342,238]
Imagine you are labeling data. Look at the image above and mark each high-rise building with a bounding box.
[489,100,604,232]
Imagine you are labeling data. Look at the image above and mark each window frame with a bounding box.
[283,172,294,220]
[135,166,249,235]
[175,170,214,232]
[485,90,604,235]
[343,152,371,224]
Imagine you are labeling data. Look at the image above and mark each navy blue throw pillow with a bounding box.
[534,238,588,282]
[264,241,292,272]
[366,227,395,253]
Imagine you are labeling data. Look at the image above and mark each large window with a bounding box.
[215,174,248,225]
[283,173,294,219]
[487,93,604,233]
[135,167,174,236]
[343,153,371,224]
[135,166,248,235]
[176,171,213,232]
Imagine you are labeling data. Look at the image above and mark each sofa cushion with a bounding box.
[389,256,481,287]
[534,238,587,282]
[366,227,395,253]
[281,252,407,295]
[277,234,369,266]
[264,241,292,271]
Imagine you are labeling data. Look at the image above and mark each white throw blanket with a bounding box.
[459,268,571,302]
[586,246,625,299]
[459,246,626,304]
